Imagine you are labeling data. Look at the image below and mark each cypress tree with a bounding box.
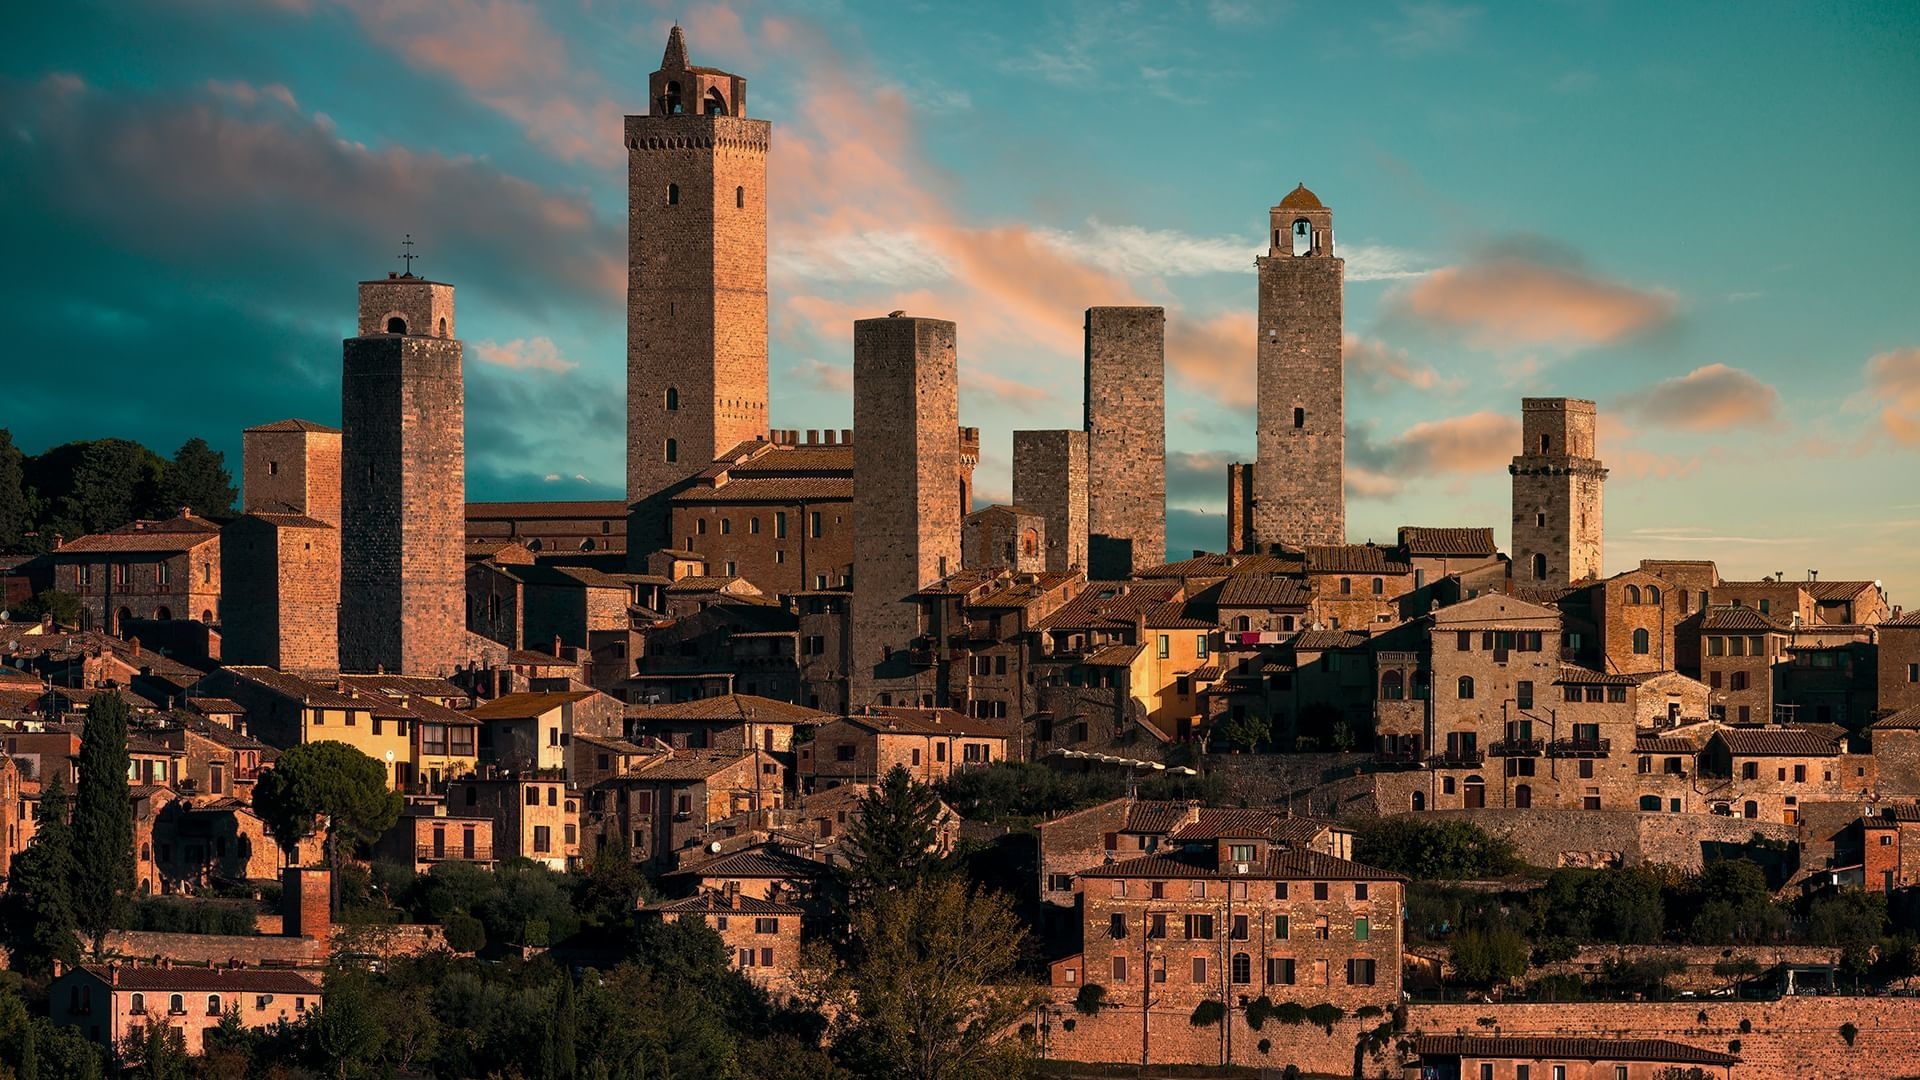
[7,773,80,974]
[72,691,135,956]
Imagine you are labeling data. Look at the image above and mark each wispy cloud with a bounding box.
[1346,411,1519,498]
[1866,347,1920,447]
[1345,334,1457,395]
[473,337,577,373]
[1615,363,1781,432]
[1372,2,1483,55]
[963,368,1050,413]
[1386,242,1677,350]
[786,358,853,394]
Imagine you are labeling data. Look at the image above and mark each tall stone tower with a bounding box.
[850,315,959,708]
[339,272,465,676]
[1510,398,1607,586]
[1252,184,1345,549]
[1084,307,1166,577]
[227,418,343,676]
[1012,429,1088,574]
[242,419,342,527]
[626,26,770,555]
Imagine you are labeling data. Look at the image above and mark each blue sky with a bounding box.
[2,1,1916,601]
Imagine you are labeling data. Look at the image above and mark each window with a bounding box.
[1382,671,1404,700]
[1354,917,1369,941]
[525,788,539,806]
[1275,915,1290,938]
[809,511,823,538]
[1229,843,1256,863]
[1313,881,1328,900]
[207,994,221,1016]
[1340,577,1352,595]
[170,994,185,1015]
[1157,634,1170,659]
[1267,957,1296,985]
[664,438,678,463]
[665,386,679,411]
[1456,631,1472,651]
[1231,953,1252,984]
[533,825,552,853]
[1110,913,1127,939]
[1517,680,1534,710]
[1184,913,1214,940]
[755,917,780,934]
[1355,882,1369,900]
[667,182,679,205]
[1910,663,1919,684]
[1232,913,1249,939]
[1531,552,1548,580]
[720,517,732,535]
[1633,628,1650,654]
[131,993,145,1015]
[1293,406,1305,428]
[1372,577,1384,595]
[1148,913,1168,939]
[736,185,745,208]
[1346,958,1376,985]
[1794,764,1806,782]
[1196,636,1209,659]
[1112,955,1127,982]
[1457,676,1475,700]
[1314,917,1330,939]
[1191,956,1207,984]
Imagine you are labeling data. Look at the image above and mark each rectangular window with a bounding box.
[1267,957,1295,985]
[809,511,823,538]
[1354,917,1369,941]
[1794,764,1806,782]
[1184,913,1214,940]
[1274,915,1289,939]
[1517,680,1534,710]
[1910,663,1919,683]
[1276,882,1289,900]
[1110,913,1127,939]
[1456,631,1471,651]
[1156,635,1170,659]
[533,825,551,854]
[1346,958,1376,985]
[1191,956,1207,984]
[1313,882,1328,901]
[775,512,788,539]
[755,917,779,934]
[1231,914,1249,940]
[1229,844,1255,863]
[1112,955,1127,982]
[1196,636,1209,659]
[1355,883,1369,901]
[1148,913,1168,939]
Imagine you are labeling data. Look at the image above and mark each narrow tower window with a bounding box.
[438,317,448,337]
[1532,553,1548,580]
[1291,219,1312,256]
[1539,434,1552,453]
[664,438,678,463]
[1293,407,1305,429]
[705,88,728,116]
[665,386,679,411]
[666,81,683,115]
[736,186,745,208]
[667,183,679,205]
[386,316,407,334]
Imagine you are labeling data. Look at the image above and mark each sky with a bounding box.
[2,1,1917,603]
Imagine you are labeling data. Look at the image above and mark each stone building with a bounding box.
[1861,802,1920,892]
[1303,544,1416,631]
[580,747,784,866]
[1250,184,1345,550]
[1012,429,1088,573]
[849,315,960,707]
[1510,397,1607,587]
[465,499,628,558]
[1694,606,1789,724]
[453,775,578,871]
[49,512,223,633]
[796,707,1012,791]
[1882,611,1920,719]
[1403,1035,1737,1080]
[624,692,827,753]
[1587,567,1686,676]
[642,890,803,990]
[1697,726,1868,824]
[961,505,1046,574]
[220,512,338,676]
[1084,307,1166,576]
[241,419,342,526]
[49,965,321,1057]
[625,26,771,550]
[339,271,465,676]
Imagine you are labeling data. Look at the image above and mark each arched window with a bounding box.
[1411,790,1426,812]
[1457,676,1475,700]
[1381,671,1404,700]
[1281,616,1296,631]
[1625,584,1642,604]
[1539,434,1552,454]
[141,842,150,861]
[115,607,132,635]
[736,185,745,208]
[1231,953,1252,984]
[1021,528,1039,557]
[1371,577,1384,595]
[664,438,678,463]
[704,87,728,116]
[1293,407,1305,429]
[439,317,448,337]
[1340,577,1352,595]
[200,608,213,624]
[154,607,171,621]
[1531,553,1547,580]
[386,316,407,334]
[665,386,679,411]
[666,183,679,205]
[1234,615,1251,632]
[169,994,184,1015]
[1291,218,1312,256]
[1639,794,1661,811]
[1633,628,1651,655]
[665,81,683,114]
[1647,586,1661,604]
[527,538,542,552]
[207,994,221,1016]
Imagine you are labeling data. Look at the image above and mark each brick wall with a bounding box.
[1013,429,1088,574]
[1084,307,1166,576]
[1253,197,1344,549]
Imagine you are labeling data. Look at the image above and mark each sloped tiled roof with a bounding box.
[1144,601,1217,630]
[1135,552,1302,580]
[79,965,321,995]
[1038,580,1182,632]
[625,693,828,725]
[1218,575,1312,608]
[466,691,598,721]
[1123,800,1196,834]
[1289,629,1369,651]
[1303,545,1413,575]
[465,500,626,520]
[1701,607,1785,631]
[336,674,467,700]
[56,514,222,554]
[1713,726,1843,757]
[1396,526,1497,557]
[844,707,1012,739]
[672,477,850,502]
[211,667,361,709]
[245,418,339,434]
[1872,707,1920,731]
[1077,848,1403,882]
[633,747,760,782]
[1413,1036,1734,1067]
[1554,666,1638,686]
[1635,735,1698,754]
[662,843,824,880]
[645,893,802,915]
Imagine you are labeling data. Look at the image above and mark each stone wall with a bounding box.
[221,514,339,676]
[1084,307,1166,577]
[242,422,342,527]
[1012,429,1088,574]
[1415,806,1799,871]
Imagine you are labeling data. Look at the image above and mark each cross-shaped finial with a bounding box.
[398,233,418,275]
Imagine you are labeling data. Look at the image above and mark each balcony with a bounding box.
[1373,748,1423,769]
[1489,738,1544,757]
[1428,749,1486,769]
[417,844,493,863]
[1548,738,1612,758]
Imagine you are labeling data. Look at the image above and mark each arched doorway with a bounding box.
[1410,790,1425,812]
[1514,784,1532,809]
[1463,775,1486,809]
[154,606,172,621]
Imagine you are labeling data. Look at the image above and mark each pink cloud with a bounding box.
[1348,410,1520,498]
[1615,363,1781,432]
[786,358,852,394]
[1166,311,1255,409]
[473,337,577,373]
[962,367,1051,413]
[1344,334,1455,395]
[1391,255,1676,349]
[1867,347,1920,447]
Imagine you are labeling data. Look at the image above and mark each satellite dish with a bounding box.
[708,841,722,853]
[384,751,395,762]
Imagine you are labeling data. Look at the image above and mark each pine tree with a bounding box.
[72,691,135,956]
[6,772,81,975]
[842,765,947,897]
[157,438,236,519]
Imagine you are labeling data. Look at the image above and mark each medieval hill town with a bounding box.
[2,12,1918,1080]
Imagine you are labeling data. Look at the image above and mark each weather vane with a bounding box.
[398,233,418,275]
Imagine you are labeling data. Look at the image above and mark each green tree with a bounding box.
[1679,860,1787,944]
[1448,927,1531,987]
[312,969,384,1079]
[836,877,1039,1080]
[842,765,947,897]
[73,691,135,955]
[1214,711,1271,752]
[28,438,168,538]
[122,1020,190,1080]
[2,773,81,975]
[1355,818,1520,880]
[157,438,236,519]
[0,428,26,551]
[253,740,402,863]
[13,589,80,628]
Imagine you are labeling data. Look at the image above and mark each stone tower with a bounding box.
[339,272,466,676]
[850,315,959,708]
[626,26,770,554]
[1510,398,1607,586]
[221,512,340,677]
[1084,307,1166,577]
[1252,184,1345,549]
[1012,429,1088,573]
[242,419,342,527]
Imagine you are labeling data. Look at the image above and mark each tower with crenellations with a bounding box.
[625,26,770,557]
[339,271,466,676]
[1250,183,1345,549]
[1510,397,1607,586]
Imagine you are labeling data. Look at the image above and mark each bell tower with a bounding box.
[1251,183,1345,549]
[625,26,770,556]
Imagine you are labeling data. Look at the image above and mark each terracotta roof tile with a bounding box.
[645,893,802,915]
[1303,545,1412,575]
[465,691,598,721]
[79,966,321,995]
[1078,848,1403,882]
[845,706,1013,739]
[1396,526,1497,557]
[244,418,340,434]
[1413,1036,1735,1067]
[1873,707,1920,731]
[1714,726,1843,757]
[210,667,361,709]
[672,477,851,503]
[1218,576,1312,608]
[465,500,627,520]
[625,694,827,724]
[1701,607,1786,631]
[1555,665,1638,686]
[661,844,824,880]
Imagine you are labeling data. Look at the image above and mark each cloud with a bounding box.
[1372,2,1483,55]
[1346,411,1520,498]
[1032,220,1429,283]
[1345,335,1456,395]
[1167,311,1256,410]
[1866,347,1920,447]
[1166,450,1235,511]
[963,368,1050,413]
[1387,247,1676,349]
[786,358,854,394]
[473,337,578,373]
[1614,363,1780,432]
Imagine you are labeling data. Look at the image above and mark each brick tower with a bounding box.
[1510,398,1607,586]
[1084,307,1167,577]
[242,419,342,527]
[625,26,770,556]
[1252,184,1345,549]
[850,315,960,708]
[1012,429,1088,573]
[339,272,465,676]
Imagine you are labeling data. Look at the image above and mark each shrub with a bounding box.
[1074,982,1106,1016]
[1190,999,1226,1027]
[1355,818,1520,880]
[443,912,485,953]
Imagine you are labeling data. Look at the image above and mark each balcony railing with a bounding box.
[1489,738,1544,757]
[1548,738,1612,758]
[417,844,493,862]
[1372,748,1423,768]
[1428,749,1486,769]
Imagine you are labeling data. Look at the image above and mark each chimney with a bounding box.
[553,634,563,658]
[179,507,193,519]
[52,533,64,550]
[841,429,852,444]
[130,637,141,657]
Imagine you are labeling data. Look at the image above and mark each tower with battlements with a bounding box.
[1510,398,1607,586]
[1251,184,1345,549]
[626,26,770,555]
